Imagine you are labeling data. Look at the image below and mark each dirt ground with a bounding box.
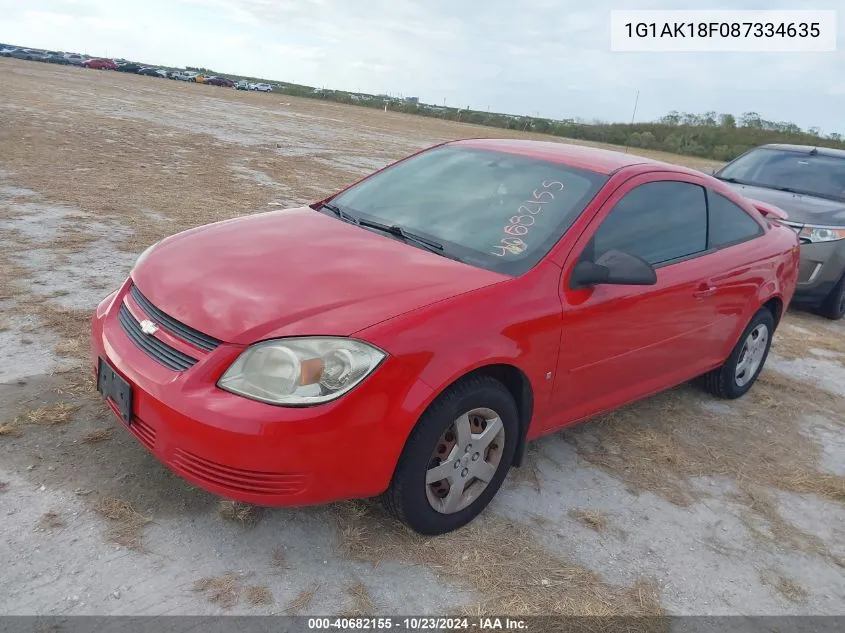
[1,58,844,620]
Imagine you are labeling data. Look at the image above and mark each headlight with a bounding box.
[217,337,386,406]
[798,225,845,243]
[134,241,160,268]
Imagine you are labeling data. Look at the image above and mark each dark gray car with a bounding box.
[715,143,845,319]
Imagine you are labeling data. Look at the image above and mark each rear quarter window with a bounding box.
[707,191,764,248]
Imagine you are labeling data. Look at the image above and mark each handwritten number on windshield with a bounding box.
[491,180,564,256]
[490,237,528,257]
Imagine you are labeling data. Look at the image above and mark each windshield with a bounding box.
[328,145,608,275]
[717,148,845,201]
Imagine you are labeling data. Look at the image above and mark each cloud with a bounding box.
[0,0,842,132]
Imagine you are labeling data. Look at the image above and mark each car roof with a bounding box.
[756,143,845,159]
[447,138,686,176]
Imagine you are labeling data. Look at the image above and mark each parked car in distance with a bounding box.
[117,63,142,73]
[250,83,273,92]
[170,70,199,81]
[194,74,210,84]
[63,53,86,65]
[715,144,845,319]
[137,67,160,77]
[206,76,234,87]
[83,58,117,70]
[234,80,250,90]
[92,139,799,535]
[44,53,70,65]
[8,48,42,60]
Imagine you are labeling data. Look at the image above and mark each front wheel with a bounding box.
[700,307,774,399]
[817,273,845,320]
[382,376,519,535]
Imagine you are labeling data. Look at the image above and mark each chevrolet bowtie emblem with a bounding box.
[139,319,158,335]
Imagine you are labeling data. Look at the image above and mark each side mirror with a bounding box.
[570,249,657,289]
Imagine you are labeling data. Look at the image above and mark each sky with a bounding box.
[1,0,843,133]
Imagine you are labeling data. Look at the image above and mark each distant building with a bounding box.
[404,96,419,104]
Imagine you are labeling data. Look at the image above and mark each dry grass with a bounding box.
[55,369,97,397]
[0,262,29,301]
[270,546,287,569]
[564,364,845,563]
[569,509,609,532]
[218,500,263,527]
[285,583,318,615]
[81,428,113,444]
[761,570,809,603]
[12,300,93,363]
[54,338,82,357]
[92,497,152,551]
[38,510,66,530]
[344,582,375,616]
[773,311,845,365]
[332,502,663,623]
[245,585,274,606]
[733,486,844,568]
[25,402,78,426]
[506,445,542,493]
[0,319,10,332]
[193,572,240,609]
[2,401,79,436]
[0,421,22,437]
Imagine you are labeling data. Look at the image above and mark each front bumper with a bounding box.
[90,279,433,507]
[792,239,845,305]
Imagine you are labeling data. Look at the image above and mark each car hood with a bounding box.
[131,207,506,345]
[723,182,845,226]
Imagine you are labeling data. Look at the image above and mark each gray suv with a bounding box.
[714,144,845,319]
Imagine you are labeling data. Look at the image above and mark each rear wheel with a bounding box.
[817,273,845,320]
[382,376,518,535]
[700,307,774,399]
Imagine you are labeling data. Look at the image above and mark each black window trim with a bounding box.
[574,177,768,275]
[702,188,766,253]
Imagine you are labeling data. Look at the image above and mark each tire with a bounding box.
[700,307,775,399]
[381,375,519,535]
[817,273,845,320]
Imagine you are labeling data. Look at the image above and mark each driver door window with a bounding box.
[586,181,708,266]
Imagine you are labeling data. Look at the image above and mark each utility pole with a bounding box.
[624,90,640,154]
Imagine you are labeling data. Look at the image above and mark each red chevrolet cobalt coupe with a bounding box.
[91,140,799,534]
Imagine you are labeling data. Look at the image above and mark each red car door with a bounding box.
[695,187,773,358]
[546,174,724,430]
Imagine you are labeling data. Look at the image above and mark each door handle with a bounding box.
[694,285,717,299]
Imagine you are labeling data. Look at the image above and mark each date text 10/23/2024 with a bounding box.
[307,617,529,630]
[609,10,837,52]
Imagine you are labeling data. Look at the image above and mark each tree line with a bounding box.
[302,89,844,162]
[188,65,844,162]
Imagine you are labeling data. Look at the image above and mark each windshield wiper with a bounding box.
[356,218,445,254]
[715,176,745,184]
[318,201,359,225]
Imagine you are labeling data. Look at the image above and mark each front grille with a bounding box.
[119,304,198,371]
[172,448,307,497]
[130,285,222,352]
